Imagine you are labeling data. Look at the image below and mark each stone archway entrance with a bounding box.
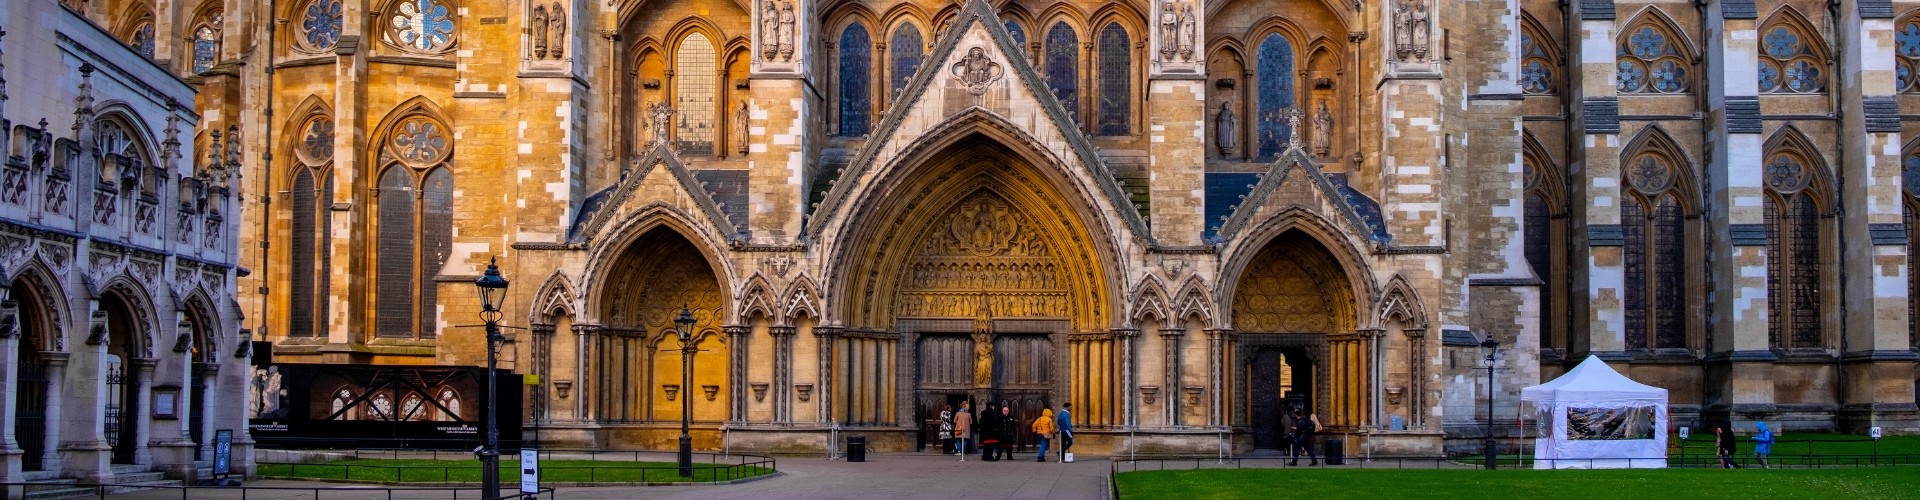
[1232,229,1368,442]
[591,225,729,435]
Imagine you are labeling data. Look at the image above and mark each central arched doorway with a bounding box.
[831,137,1118,452]
[1230,228,1364,451]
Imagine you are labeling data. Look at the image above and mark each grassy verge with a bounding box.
[1116,468,1919,500]
[258,459,774,483]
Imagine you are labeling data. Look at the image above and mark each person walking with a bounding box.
[997,404,1017,461]
[1288,408,1319,466]
[979,403,1002,461]
[1057,403,1074,462]
[1715,423,1740,469]
[953,401,972,462]
[939,404,956,454]
[1752,421,1773,468]
[1032,408,1057,462]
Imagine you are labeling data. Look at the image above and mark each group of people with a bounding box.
[1713,421,1775,469]
[941,401,1074,462]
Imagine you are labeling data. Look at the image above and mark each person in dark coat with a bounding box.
[1288,408,1319,466]
[978,403,1002,461]
[1715,423,1740,469]
[997,404,1017,460]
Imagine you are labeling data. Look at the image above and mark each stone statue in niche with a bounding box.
[761,0,780,61]
[1177,2,1196,61]
[973,331,993,386]
[1313,99,1332,156]
[777,1,796,62]
[1287,107,1304,150]
[531,5,549,59]
[1158,2,1179,62]
[734,100,750,155]
[950,47,1004,96]
[644,102,675,148]
[549,3,566,59]
[1214,102,1236,156]
[1396,0,1431,62]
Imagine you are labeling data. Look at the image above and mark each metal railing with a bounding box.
[0,482,556,500]
[259,451,776,485]
[1110,453,1920,473]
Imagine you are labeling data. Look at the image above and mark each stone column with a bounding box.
[192,363,218,471]
[1701,1,1776,426]
[38,352,65,475]
[1113,329,1139,427]
[1205,329,1226,427]
[0,300,21,488]
[62,305,109,484]
[1159,329,1181,427]
[814,327,840,423]
[746,0,812,243]
[1146,8,1207,247]
[131,358,156,468]
[1835,0,1920,432]
[327,29,372,350]
[724,326,751,424]
[573,324,596,420]
[1567,1,1624,359]
[770,326,796,424]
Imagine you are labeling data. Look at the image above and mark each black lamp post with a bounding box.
[1480,335,1500,470]
[474,258,510,499]
[673,306,698,478]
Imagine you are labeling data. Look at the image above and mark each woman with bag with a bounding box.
[939,405,956,454]
[953,401,972,462]
[1031,409,1057,462]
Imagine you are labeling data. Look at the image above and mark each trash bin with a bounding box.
[847,435,867,462]
[1323,438,1344,465]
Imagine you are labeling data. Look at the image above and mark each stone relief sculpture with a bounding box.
[950,47,1005,96]
[532,5,549,59]
[1287,107,1304,150]
[777,1,796,62]
[1313,99,1332,156]
[645,102,675,148]
[1177,2,1196,61]
[1159,2,1179,62]
[549,3,566,59]
[761,0,780,61]
[1396,0,1431,62]
[1215,102,1236,156]
[735,100,750,155]
[973,331,993,386]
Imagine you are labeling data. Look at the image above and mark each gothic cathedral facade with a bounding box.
[123,0,1920,454]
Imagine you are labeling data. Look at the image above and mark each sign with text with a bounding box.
[520,449,539,493]
[213,430,233,476]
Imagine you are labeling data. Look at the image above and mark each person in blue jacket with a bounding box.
[1056,403,1073,462]
[1752,421,1774,469]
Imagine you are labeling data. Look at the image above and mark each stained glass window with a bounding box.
[1045,22,1079,123]
[1651,194,1685,348]
[1096,23,1130,136]
[193,23,221,74]
[332,390,355,420]
[675,33,716,154]
[420,168,452,339]
[839,23,872,136]
[302,0,344,51]
[129,22,156,60]
[376,168,416,338]
[890,24,924,99]
[1006,21,1027,48]
[1623,151,1690,349]
[1901,18,1920,93]
[388,0,455,52]
[1255,33,1297,161]
[289,168,316,338]
[1523,193,1553,346]
[1757,21,1823,94]
[1765,150,1825,349]
[1616,23,1688,94]
[1766,193,1782,348]
[1622,196,1648,349]
[438,389,461,421]
[1519,20,1554,95]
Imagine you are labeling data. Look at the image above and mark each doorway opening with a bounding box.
[1249,346,1314,451]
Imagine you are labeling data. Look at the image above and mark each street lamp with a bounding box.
[474,257,510,499]
[1480,335,1500,470]
[673,306,698,478]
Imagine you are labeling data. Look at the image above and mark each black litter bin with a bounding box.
[847,435,867,462]
[1323,438,1344,465]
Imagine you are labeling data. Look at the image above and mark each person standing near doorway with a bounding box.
[1032,408,1056,462]
[1057,403,1074,462]
[979,402,1002,461]
[939,404,956,454]
[997,403,1017,461]
[954,401,972,462]
[1288,408,1319,466]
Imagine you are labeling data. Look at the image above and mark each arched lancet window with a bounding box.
[1763,148,1823,349]
[375,115,453,339]
[674,33,717,154]
[1254,32,1297,161]
[890,23,925,99]
[1758,12,1825,94]
[289,117,335,339]
[838,23,873,136]
[1095,23,1131,136]
[369,393,394,420]
[1899,15,1920,93]
[1006,20,1027,47]
[1621,150,1688,349]
[1616,18,1690,94]
[385,0,456,53]
[1045,22,1079,123]
[331,389,356,420]
[128,20,156,60]
[300,0,345,52]
[192,11,224,73]
[1906,150,1920,352]
[1522,146,1563,350]
[401,394,425,421]
[1519,14,1557,95]
[437,388,461,421]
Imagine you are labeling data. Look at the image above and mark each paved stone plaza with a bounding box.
[103,453,1111,500]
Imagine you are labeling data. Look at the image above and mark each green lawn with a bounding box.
[1116,468,1920,500]
[1674,433,1920,457]
[259,459,774,483]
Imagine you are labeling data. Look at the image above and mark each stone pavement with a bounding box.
[102,452,1111,500]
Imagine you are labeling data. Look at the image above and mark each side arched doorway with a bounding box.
[831,137,1118,452]
[100,287,148,465]
[1230,229,1366,451]
[590,225,730,433]
[7,275,59,472]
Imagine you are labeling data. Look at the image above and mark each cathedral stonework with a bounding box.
[37,0,1908,459]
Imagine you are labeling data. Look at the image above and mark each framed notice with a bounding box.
[520,449,539,493]
[152,390,179,419]
[213,430,233,476]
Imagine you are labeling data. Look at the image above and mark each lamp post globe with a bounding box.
[675,305,697,478]
[473,257,509,499]
[1480,336,1500,470]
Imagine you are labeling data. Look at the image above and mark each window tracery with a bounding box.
[301,0,345,52]
[192,11,224,73]
[1519,15,1557,95]
[1757,14,1824,94]
[1620,149,1688,349]
[128,21,156,60]
[1763,147,1824,349]
[890,24,925,99]
[1254,32,1296,161]
[1045,22,1079,123]
[1902,15,1920,92]
[1095,23,1130,136]
[1615,20,1689,94]
[375,113,454,340]
[674,33,717,154]
[385,0,456,53]
[839,23,872,136]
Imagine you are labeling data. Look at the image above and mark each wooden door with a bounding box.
[1251,349,1285,449]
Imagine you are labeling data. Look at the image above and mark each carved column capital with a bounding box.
[813,326,843,338]
[1110,328,1140,338]
[1204,328,1233,340]
[769,326,797,337]
[1158,328,1185,338]
[723,325,752,337]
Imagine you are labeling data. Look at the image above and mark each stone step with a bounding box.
[108,464,147,475]
[105,480,182,495]
[22,486,92,500]
[111,471,167,484]
[21,479,76,492]
[20,471,60,482]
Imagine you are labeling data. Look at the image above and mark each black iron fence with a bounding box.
[259,451,776,485]
[1111,453,1920,473]
[0,483,556,500]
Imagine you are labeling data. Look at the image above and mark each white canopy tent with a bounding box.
[1521,355,1669,469]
